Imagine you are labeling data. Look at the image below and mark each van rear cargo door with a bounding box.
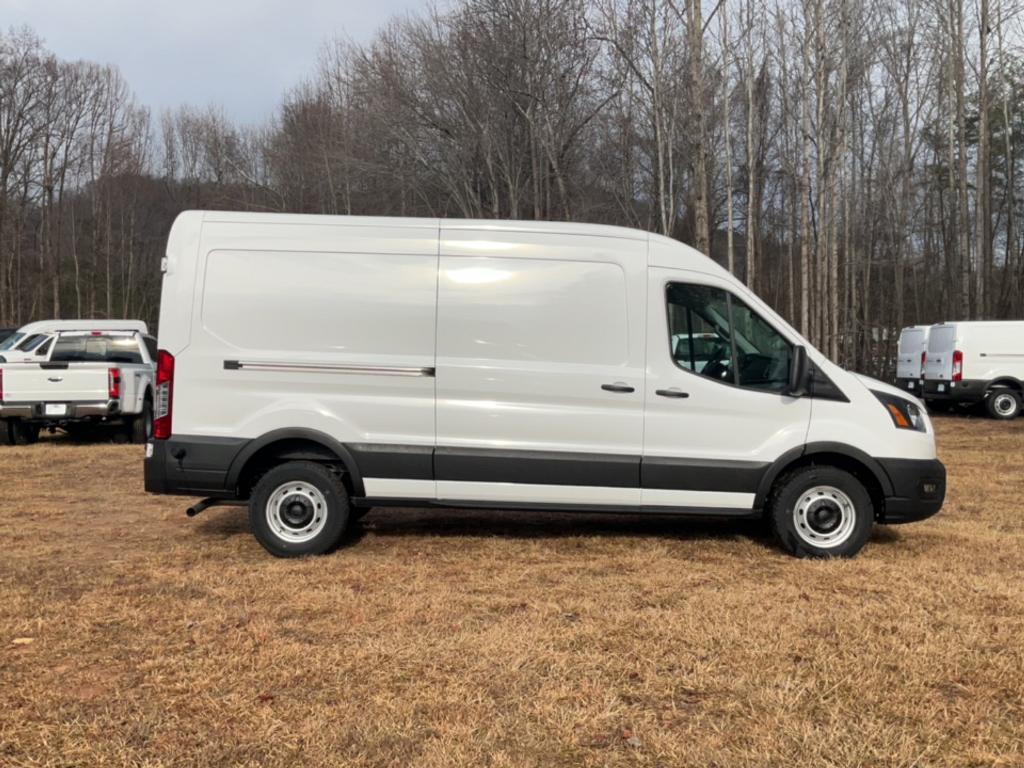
[924,325,956,381]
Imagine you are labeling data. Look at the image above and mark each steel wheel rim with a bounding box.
[792,485,857,549]
[265,481,328,543]
[993,393,1017,416]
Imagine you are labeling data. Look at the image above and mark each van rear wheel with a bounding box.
[986,389,1021,420]
[249,461,350,557]
[768,466,874,558]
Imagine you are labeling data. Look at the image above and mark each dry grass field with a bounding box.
[1,417,1022,767]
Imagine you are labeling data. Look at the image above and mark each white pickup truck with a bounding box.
[0,330,157,445]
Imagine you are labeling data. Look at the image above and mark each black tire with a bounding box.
[10,421,39,445]
[0,421,13,446]
[130,398,153,443]
[985,389,1021,420]
[249,461,350,557]
[768,465,874,558]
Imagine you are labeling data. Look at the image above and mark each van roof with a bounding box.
[933,320,1024,328]
[14,319,148,334]
[193,210,651,243]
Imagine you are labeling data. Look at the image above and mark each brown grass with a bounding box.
[1,417,1023,767]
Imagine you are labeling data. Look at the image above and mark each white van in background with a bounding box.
[145,211,946,559]
[0,320,148,363]
[895,325,931,394]
[923,321,1024,419]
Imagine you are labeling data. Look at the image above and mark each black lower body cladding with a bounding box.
[876,457,946,523]
[145,435,946,525]
[145,436,248,497]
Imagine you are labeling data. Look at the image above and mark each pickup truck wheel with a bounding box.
[10,421,39,446]
[986,389,1021,420]
[768,465,874,558]
[130,399,153,443]
[249,461,350,557]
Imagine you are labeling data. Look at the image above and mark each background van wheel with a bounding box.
[768,465,874,558]
[986,390,1020,420]
[925,399,951,413]
[0,421,13,446]
[129,399,153,443]
[249,461,350,557]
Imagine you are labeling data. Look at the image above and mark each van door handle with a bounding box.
[656,388,690,399]
[601,382,635,393]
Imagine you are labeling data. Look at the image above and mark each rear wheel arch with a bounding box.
[986,377,1023,393]
[755,442,890,518]
[228,428,364,499]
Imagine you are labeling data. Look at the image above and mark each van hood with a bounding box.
[851,372,922,403]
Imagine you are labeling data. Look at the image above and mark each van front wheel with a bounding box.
[768,466,874,558]
[249,461,350,557]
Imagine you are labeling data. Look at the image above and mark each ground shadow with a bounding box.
[191,503,903,552]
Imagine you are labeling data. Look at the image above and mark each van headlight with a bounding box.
[873,391,927,432]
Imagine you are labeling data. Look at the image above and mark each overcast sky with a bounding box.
[1,0,425,124]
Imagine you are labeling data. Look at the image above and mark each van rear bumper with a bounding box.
[894,377,924,394]
[145,436,244,497]
[922,378,986,403]
[877,458,946,524]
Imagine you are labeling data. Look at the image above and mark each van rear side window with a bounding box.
[51,335,143,364]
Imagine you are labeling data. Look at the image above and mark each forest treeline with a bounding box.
[1,0,1022,376]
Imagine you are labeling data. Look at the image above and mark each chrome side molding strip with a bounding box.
[223,360,435,377]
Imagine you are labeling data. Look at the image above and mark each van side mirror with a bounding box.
[787,345,809,396]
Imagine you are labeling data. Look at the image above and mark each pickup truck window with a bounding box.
[50,335,144,364]
[0,331,25,351]
[143,335,158,362]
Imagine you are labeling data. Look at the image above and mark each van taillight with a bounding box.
[952,350,963,382]
[920,351,927,376]
[154,350,174,440]
[0,368,4,402]
[108,368,121,399]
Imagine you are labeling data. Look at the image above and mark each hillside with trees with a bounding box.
[1,0,1022,375]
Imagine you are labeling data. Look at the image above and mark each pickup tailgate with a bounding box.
[1,364,111,403]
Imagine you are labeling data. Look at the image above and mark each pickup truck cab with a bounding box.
[146,211,946,560]
[0,320,148,363]
[0,329,156,444]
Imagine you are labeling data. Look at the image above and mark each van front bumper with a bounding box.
[877,457,946,523]
[0,400,119,420]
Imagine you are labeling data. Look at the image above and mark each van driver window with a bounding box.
[666,283,792,393]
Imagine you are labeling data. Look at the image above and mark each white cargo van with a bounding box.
[145,212,946,559]
[895,325,931,394]
[923,321,1024,419]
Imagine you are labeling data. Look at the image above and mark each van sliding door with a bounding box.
[433,228,647,506]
